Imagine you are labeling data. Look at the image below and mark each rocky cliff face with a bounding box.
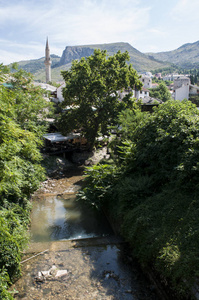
[59,46,94,66]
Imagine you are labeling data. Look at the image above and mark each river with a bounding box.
[12,163,159,300]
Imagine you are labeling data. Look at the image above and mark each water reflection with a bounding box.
[30,194,113,242]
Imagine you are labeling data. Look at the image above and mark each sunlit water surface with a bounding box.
[30,193,113,242]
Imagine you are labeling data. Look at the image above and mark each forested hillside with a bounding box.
[147,40,199,69]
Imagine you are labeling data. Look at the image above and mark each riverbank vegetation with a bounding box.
[78,99,199,299]
[0,64,52,299]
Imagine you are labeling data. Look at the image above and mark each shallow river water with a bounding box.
[12,167,159,300]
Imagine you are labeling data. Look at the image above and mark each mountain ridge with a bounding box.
[14,42,170,81]
[14,40,199,82]
[146,40,199,69]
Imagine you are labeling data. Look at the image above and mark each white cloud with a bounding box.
[0,0,150,45]
[1,0,199,64]
[39,0,150,44]
[170,0,199,22]
[0,0,151,64]
[147,28,165,36]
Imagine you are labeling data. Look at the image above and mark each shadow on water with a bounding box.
[68,237,159,300]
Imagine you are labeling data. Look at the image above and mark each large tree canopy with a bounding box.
[57,49,142,149]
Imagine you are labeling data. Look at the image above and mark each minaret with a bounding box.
[44,37,52,83]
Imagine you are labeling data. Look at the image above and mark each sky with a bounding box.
[0,0,199,65]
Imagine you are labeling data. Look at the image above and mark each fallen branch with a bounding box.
[21,249,49,264]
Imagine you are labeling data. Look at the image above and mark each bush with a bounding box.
[0,205,29,299]
[77,163,117,210]
[0,206,29,279]
[79,100,199,298]
[0,269,13,299]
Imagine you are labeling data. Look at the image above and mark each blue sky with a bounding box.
[0,0,199,64]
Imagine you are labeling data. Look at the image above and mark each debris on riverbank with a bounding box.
[13,238,158,300]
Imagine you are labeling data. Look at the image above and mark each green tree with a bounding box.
[0,65,52,203]
[79,100,199,297]
[117,100,199,185]
[0,64,52,298]
[9,66,54,137]
[57,49,142,150]
[149,82,172,102]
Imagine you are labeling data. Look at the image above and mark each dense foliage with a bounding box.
[151,65,185,76]
[149,81,172,102]
[189,69,199,85]
[79,100,199,299]
[57,49,142,150]
[0,64,52,298]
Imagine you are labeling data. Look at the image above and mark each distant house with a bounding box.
[163,74,173,81]
[141,71,153,78]
[135,87,150,99]
[190,84,199,96]
[140,75,152,89]
[154,73,162,80]
[172,76,199,105]
[189,84,199,106]
[118,88,134,100]
[55,83,65,103]
[118,85,162,112]
[163,73,187,82]
[173,84,189,101]
[173,76,190,90]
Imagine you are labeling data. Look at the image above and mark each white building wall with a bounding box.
[141,75,152,89]
[173,77,190,89]
[118,88,135,100]
[163,74,173,81]
[174,85,189,101]
[136,90,149,99]
[56,83,65,102]
[190,85,199,95]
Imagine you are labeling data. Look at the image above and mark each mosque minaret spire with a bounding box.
[44,37,52,83]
